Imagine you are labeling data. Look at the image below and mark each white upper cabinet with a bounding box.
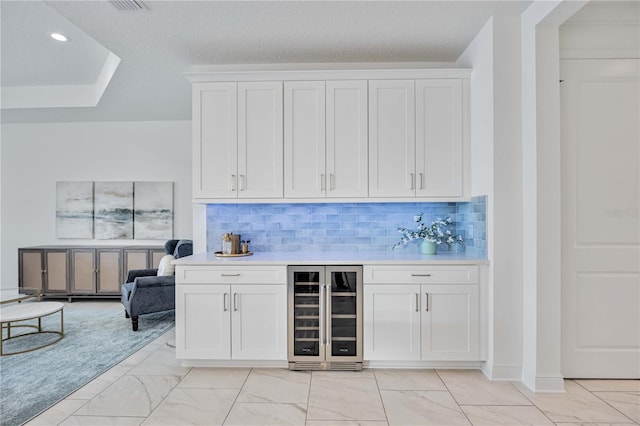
[368,80,416,198]
[193,81,283,200]
[369,78,466,199]
[193,82,238,199]
[190,68,469,201]
[284,80,368,198]
[238,82,284,198]
[415,80,463,197]
[326,81,368,198]
[284,81,326,198]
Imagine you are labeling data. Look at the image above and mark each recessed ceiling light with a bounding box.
[50,32,70,42]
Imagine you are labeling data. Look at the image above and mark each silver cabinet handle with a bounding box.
[240,174,245,191]
[330,173,335,190]
[233,293,238,311]
[231,175,237,191]
[410,173,415,189]
[221,273,240,277]
[419,173,424,189]
[411,273,432,277]
[321,174,325,191]
[415,293,419,312]
[223,292,229,311]
[425,293,430,312]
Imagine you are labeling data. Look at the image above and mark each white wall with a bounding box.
[457,14,524,381]
[521,0,587,392]
[0,120,192,293]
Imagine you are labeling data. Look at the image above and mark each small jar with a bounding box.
[221,233,232,254]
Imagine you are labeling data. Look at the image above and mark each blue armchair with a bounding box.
[121,239,193,331]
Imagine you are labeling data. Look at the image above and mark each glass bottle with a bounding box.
[221,233,232,255]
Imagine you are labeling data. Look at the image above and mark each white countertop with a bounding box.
[173,251,488,266]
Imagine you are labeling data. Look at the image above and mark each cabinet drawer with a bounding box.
[364,265,478,284]
[176,265,287,284]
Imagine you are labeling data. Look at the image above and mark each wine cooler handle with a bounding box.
[320,283,326,345]
[223,293,229,312]
[325,284,331,346]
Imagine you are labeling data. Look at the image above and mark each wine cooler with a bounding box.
[288,265,363,370]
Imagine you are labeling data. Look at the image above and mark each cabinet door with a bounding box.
[284,81,326,198]
[19,249,45,293]
[231,284,287,360]
[363,284,421,361]
[326,81,368,198]
[415,80,463,197]
[369,80,415,198]
[150,248,166,269]
[176,284,231,360]
[421,284,479,360]
[238,82,284,198]
[193,82,238,199]
[70,249,96,294]
[44,250,69,293]
[96,249,122,294]
[123,248,149,273]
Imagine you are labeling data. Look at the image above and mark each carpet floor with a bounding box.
[0,300,175,426]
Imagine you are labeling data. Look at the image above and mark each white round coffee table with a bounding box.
[0,301,64,356]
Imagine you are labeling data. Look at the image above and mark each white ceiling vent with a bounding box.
[109,0,147,11]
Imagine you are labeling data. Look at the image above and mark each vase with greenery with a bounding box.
[393,214,464,254]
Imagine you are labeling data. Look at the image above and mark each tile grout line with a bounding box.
[574,381,640,424]
[305,370,314,425]
[221,367,253,425]
[434,369,475,426]
[371,369,391,425]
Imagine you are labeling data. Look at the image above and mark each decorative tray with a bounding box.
[214,251,253,257]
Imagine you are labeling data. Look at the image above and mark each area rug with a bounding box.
[0,302,175,426]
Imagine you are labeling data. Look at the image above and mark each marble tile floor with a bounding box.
[26,328,639,426]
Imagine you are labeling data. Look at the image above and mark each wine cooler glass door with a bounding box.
[326,266,362,362]
[289,267,325,361]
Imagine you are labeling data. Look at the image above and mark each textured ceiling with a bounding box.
[1,0,534,123]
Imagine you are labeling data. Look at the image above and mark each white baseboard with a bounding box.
[533,375,566,393]
[180,360,289,368]
[364,360,485,369]
[482,364,523,381]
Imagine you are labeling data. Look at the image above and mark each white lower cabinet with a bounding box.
[363,265,481,362]
[176,283,287,360]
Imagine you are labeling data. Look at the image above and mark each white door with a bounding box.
[363,284,421,361]
[176,284,231,360]
[231,284,288,360]
[368,80,416,198]
[415,79,463,197]
[284,81,326,198]
[421,285,479,361]
[561,59,640,378]
[193,82,238,198]
[238,81,283,198]
[326,80,368,198]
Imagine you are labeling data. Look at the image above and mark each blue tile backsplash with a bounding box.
[206,196,487,258]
